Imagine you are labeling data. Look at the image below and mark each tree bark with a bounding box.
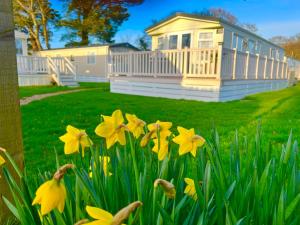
[0,0,24,221]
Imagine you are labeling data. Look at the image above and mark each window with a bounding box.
[15,39,23,55]
[248,40,255,54]
[158,37,164,50]
[270,48,276,59]
[232,33,246,52]
[169,35,178,49]
[255,41,261,54]
[87,52,96,64]
[182,33,191,49]
[198,32,213,48]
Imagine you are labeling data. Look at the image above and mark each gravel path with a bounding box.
[20,89,87,106]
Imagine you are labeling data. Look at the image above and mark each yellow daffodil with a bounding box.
[148,120,172,139]
[89,156,112,177]
[0,155,5,166]
[32,164,73,215]
[152,138,169,161]
[173,126,205,157]
[59,125,92,157]
[95,109,127,149]
[100,156,113,177]
[82,201,142,225]
[184,178,198,200]
[154,179,176,199]
[126,113,146,138]
[140,120,172,147]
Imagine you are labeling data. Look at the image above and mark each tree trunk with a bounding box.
[81,30,89,45]
[0,0,24,221]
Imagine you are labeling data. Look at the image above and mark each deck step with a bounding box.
[59,75,79,87]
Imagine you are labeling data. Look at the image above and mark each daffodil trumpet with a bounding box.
[32,164,74,216]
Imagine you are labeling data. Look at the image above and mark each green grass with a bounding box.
[21,83,300,175]
[19,82,109,98]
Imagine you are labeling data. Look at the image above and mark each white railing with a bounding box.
[109,48,220,78]
[109,47,288,80]
[287,57,300,79]
[17,55,77,86]
[222,48,288,80]
[17,56,49,74]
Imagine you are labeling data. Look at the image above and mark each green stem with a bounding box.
[128,133,144,225]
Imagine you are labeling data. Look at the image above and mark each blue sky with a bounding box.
[50,0,300,48]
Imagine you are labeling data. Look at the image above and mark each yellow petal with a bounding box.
[112,109,124,126]
[0,155,5,166]
[66,125,80,136]
[117,129,126,146]
[86,206,113,222]
[64,140,80,155]
[95,123,114,138]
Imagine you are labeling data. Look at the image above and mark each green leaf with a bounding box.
[285,193,300,221]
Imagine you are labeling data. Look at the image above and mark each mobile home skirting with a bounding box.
[110,77,288,102]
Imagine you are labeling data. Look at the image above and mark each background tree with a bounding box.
[13,0,59,51]
[269,33,300,60]
[0,0,24,220]
[135,33,151,50]
[195,8,258,33]
[60,0,143,47]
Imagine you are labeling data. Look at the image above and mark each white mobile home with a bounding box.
[37,43,138,82]
[109,13,289,102]
[16,42,138,86]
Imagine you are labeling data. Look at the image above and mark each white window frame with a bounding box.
[248,39,256,54]
[181,33,192,49]
[15,39,23,55]
[168,34,178,50]
[198,31,214,49]
[87,52,96,65]
[157,37,164,50]
[231,33,245,52]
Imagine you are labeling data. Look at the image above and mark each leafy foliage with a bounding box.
[13,0,59,51]
[1,113,300,224]
[59,0,144,46]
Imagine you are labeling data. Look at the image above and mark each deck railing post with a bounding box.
[270,58,274,79]
[245,51,250,79]
[129,51,133,76]
[255,53,260,79]
[216,43,223,80]
[263,56,267,79]
[183,47,188,78]
[232,48,237,80]
[154,50,158,78]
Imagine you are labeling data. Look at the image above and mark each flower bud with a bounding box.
[74,219,89,225]
[154,179,176,199]
[111,201,143,225]
[53,164,74,181]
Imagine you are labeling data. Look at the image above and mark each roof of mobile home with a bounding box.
[39,42,139,51]
[146,12,283,49]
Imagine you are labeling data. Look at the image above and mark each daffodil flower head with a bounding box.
[82,201,142,225]
[184,178,199,200]
[95,109,128,149]
[152,138,169,161]
[173,126,205,157]
[32,164,74,216]
[59,125,93,157]
[154,179,176,199]
[126,113,146,139]
[148,120,172,139]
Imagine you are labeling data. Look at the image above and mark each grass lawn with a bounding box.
[19,82,108,98]
[21,83,300,175]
